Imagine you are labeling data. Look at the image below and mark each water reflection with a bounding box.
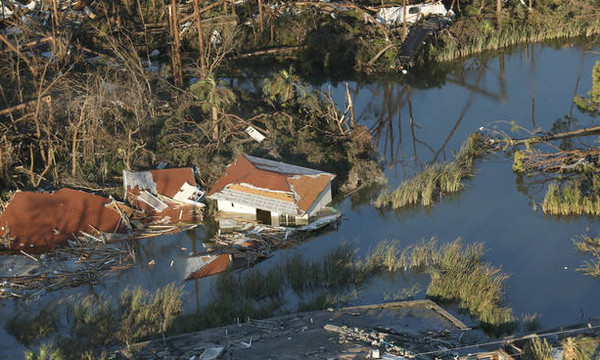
[2,42,599,357]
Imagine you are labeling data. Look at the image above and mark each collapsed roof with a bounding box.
[123,168,204,224]
[0,189,129,252]
[207,154,335,216]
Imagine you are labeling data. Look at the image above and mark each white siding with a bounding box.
[217,200,256,215]
[306,182,332,217]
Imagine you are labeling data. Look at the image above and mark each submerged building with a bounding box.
[207,154,335,226]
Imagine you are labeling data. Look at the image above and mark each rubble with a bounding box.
[123,167,205,225]
[0,241,135,300]
[185,214,340,280]
[114,300,487,360]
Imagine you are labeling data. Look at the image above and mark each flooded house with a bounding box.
[207,154,336,227]
[123,167,205,224]
[0,188,131,252]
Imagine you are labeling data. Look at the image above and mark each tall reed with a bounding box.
[375,133,486,209]
[542,176,600,216]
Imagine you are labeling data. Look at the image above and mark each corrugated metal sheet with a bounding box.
[245,154,325,175]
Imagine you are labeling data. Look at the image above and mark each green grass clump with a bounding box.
[432,6,600,63]
[426,241,513,331]
[24,343,63,360]
[562,335,600,360]
[364,238,514,333]
[59,283,183,359]
[573,234,600,277]
[523,336,553,360]
[375,133,486,209]
[542,177,600,216]
[117,283,184,344]
[6,303,58,345]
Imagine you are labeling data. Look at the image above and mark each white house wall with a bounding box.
[217,200,256,214]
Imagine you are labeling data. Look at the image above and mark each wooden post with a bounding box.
[193,0,207,78]
[170,0,183,86]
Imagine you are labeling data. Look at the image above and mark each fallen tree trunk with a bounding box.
[507,124,600,146]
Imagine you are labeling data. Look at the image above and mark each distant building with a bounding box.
[123,167,204,224]
[207,154,335,226]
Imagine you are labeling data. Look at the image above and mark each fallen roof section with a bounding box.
[0,189,129,252]
[207,154,335,216]
[123,167,205,224]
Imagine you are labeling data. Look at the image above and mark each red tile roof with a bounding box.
[149,168,196,198]
[207,155,334,213]
[0,189,127,252]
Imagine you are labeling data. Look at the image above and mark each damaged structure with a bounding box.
[123,167,205,224]
[376,1,453,26]
[0,188,130,252]
[207,154,336,227]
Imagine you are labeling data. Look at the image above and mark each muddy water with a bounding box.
[1,40,600,355]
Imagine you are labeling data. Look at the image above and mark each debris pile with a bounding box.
[123,167,205,225]
[114,300,485,360]
[186,211,341,280]
[0,241,135,299]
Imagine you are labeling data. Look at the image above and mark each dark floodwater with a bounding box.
[2,40,600,355]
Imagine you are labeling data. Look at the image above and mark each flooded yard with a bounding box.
[2,39,600,356]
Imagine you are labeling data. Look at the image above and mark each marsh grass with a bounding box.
[542,176,600,216]
[298,289,359,312]
[24,343,63,360]
[375,133,486,209]
[194,244,363,329]
[523,336,553,360]
[13,240,514,354]
[433,9,600,63]
[561,335,600,360]
[364,238,514,333]
[117,283,184,344]
[521,313,540,332]
[58,283,183,359]
[63,297,116,355]
[573,234,600,277]
[6,302,58,345]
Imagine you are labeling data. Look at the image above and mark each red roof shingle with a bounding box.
[207,155,334,214]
